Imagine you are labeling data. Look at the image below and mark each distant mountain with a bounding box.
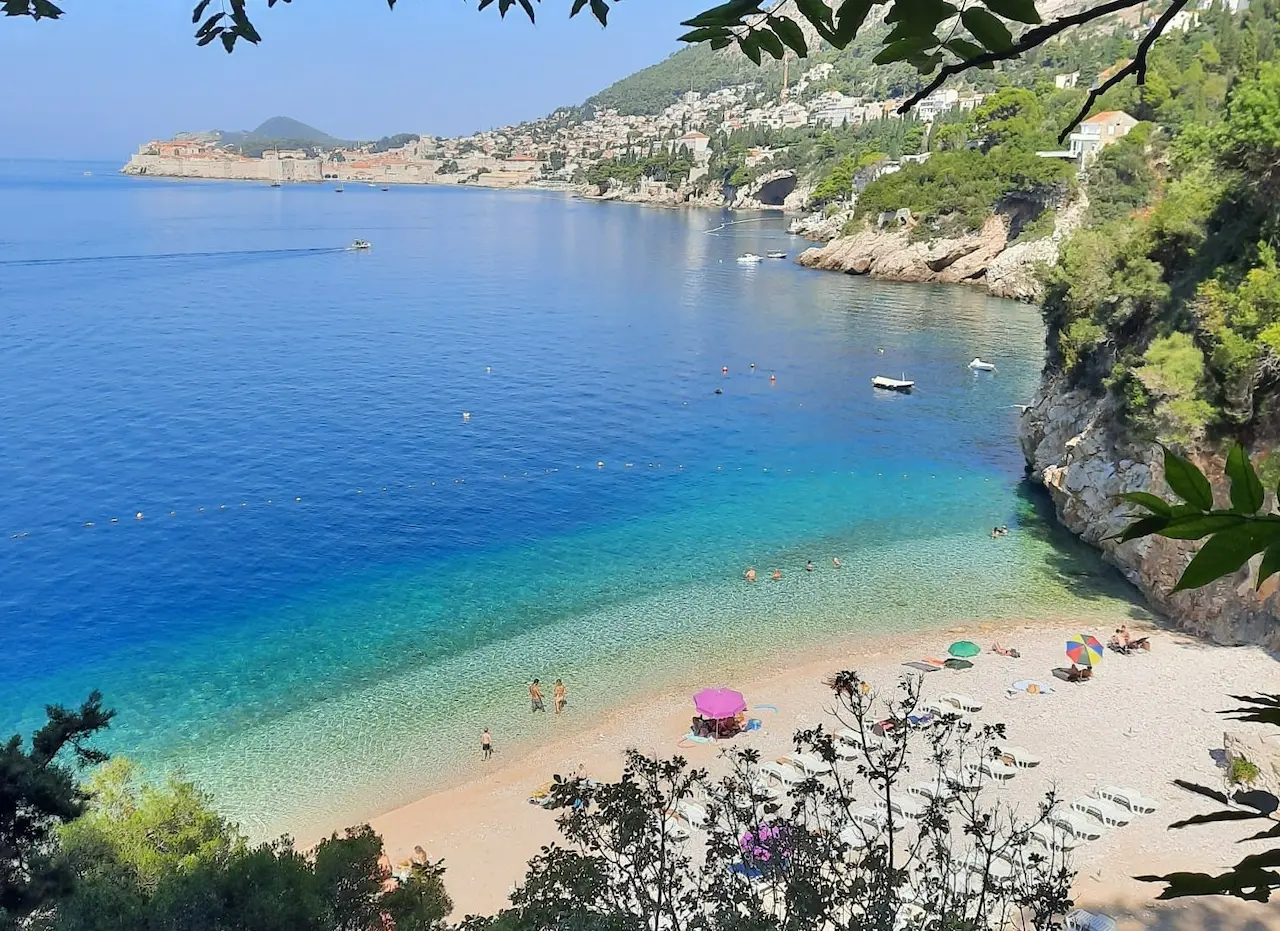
[247,116,342,144]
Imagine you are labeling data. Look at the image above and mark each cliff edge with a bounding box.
[1019,374,1280,649]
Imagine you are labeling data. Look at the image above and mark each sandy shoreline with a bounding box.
[341,618,1279,928]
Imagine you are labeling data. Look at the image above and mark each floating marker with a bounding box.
[135,512,144,520]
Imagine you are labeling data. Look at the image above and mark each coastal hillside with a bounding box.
[1018,0,1280,648]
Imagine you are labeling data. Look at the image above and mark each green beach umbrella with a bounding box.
[948,640,980,658]
[944,658,974,670]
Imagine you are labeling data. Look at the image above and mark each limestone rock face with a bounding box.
[796,215,1030,298]
[1019,374,1280,649]
[796,195,1086,301]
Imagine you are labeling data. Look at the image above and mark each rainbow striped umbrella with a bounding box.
[1065,634,1105,667]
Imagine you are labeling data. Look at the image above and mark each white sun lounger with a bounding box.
[750,775,782,800]
[1066,909,1118,931]
[849,806,887,830]
[838,824,871,849]
[758,760,804,786]
[874,795,926,821]
[963,758,1018,781]
[943,767,982,790]
[907,780,954,803]
[939,693,984,713]
[1048,809,1104,841]
[1071,796,1133,827]
[996,745,1041,768]
[663,816,691,841]
[836,727,881,751]
[784,752,833,776]
[834,740,863,761]
[1030,822,1081,852]
[963,851,1013,880]
[674,800,708,828]
[1095,785,1159,814]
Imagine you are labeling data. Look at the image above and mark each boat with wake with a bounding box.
[348,239,371,250]
[968,358,995,371]
[736,253,764,264]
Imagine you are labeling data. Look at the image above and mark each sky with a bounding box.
[0,0,703,159]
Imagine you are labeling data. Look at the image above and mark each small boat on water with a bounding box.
[766,251,787,259]
[737,253,764,264]
[270,181,282,187]
[872,375,914,393]
[368,183,378,188]
[380,185,390,191]
[83,171,92,176]
[334,184,345,192]
[969,358,996,371]
[349,239,371,250]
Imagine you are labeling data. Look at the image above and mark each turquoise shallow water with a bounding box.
[0,160,1143,837]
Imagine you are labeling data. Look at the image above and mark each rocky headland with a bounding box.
[795,198,1086,303]
[1019,373,1280,651]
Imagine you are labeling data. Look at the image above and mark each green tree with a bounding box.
[0,692,114,927]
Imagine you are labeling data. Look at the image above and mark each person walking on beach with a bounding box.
[481,727,493,760]
[530,679,546,712]
[553,678,567,714]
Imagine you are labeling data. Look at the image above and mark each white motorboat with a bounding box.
[736,253,764,264]
[969,358,996,371]
[872,375,914,393]
[349,239,371,250]
[766,251,787,259]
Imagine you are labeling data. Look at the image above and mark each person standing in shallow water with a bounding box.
[481,728,493,760]
[553,678,567,714]
[529,679,546,712]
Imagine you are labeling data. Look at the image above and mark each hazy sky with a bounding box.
[0,0,702,159]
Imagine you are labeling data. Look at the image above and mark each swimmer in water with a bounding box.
[806,560,815,572]
[771,568,782,581]
[832,557,842,568]
[744,567,757,582]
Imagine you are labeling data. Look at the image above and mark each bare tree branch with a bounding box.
[897,0,1160,125]
[1055,0,1190,142]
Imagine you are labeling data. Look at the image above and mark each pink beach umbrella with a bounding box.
[693,688,747,720]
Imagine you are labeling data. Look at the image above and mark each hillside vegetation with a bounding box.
[1038,1,1280,448]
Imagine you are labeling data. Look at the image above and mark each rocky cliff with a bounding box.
[1019,374,1280,650]
[795,198,1086,302]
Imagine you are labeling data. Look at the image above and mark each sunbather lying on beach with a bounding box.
[992,642,1021,658]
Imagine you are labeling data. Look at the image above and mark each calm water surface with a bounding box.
[0,160,1141,836]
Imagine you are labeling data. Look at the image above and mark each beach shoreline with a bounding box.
[308,617,1278,929]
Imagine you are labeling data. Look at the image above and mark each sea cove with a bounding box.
[0,161,1143,839]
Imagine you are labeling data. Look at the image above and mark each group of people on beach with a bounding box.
[529,677,568,714]
[477,677,572,762]
[743,557,841,582]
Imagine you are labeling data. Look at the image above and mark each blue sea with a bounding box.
[0,159,1141,837]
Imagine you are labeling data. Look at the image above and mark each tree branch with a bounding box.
[1055,0,1190,142]
[898,0,1154,118]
